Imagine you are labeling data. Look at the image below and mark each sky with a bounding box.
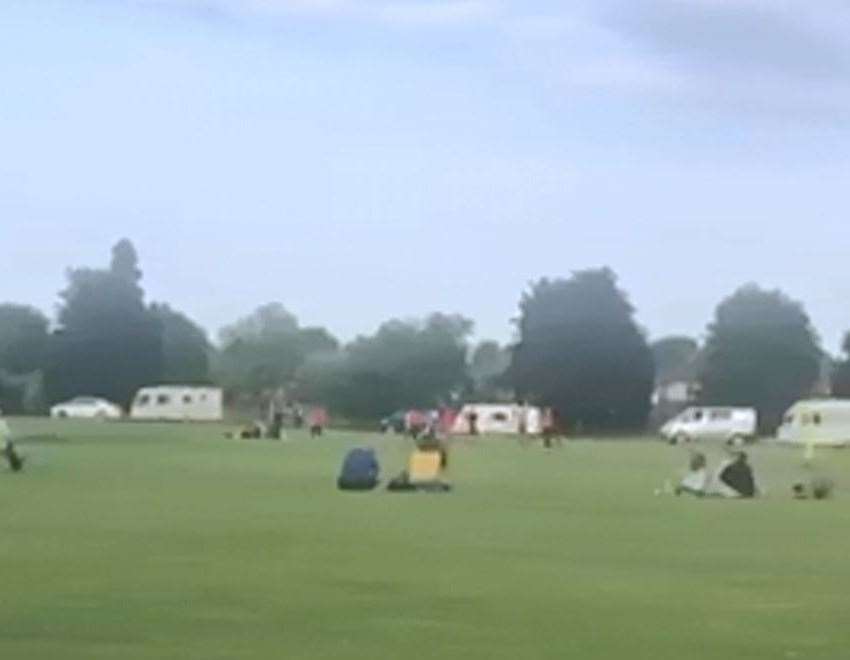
[2,0,849,350]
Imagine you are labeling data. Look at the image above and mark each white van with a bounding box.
[130,386,223,422]
[777,399,850,447]
[660,407,757,445]
[450,404,542,435]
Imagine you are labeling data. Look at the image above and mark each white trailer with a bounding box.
[660,407,757,445]
[130,386,223,422]
[777,399,850,448]
[451,403,542,435]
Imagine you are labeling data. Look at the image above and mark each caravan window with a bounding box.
[183,395,193,404]
[491,412,508,422]
[136,395,150,407]
[813,413,822,425]
[691,409,704,422]
[156,394,170,405]
[784,414,794,424]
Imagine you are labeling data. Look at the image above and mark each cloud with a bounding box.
[139,0,501,25]
[132,0,850,119]
[601,0,850,82]
[377,1,499,28]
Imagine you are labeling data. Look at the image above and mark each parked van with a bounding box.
[777,399,850,447]
[130,386,223,422]
[450,404,542,435]
[660,407,757,445]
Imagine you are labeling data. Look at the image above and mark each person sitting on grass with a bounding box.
[675,451,709,497]
[713,451,757,498]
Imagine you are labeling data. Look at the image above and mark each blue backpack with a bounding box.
[337,448,379,491]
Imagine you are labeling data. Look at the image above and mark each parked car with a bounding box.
[660,407,757,445]
[380,411,407,434]
[50,396,123,420]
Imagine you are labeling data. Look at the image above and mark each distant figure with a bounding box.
[467,410,479,436]
[716,452,757,498]
[438,407,456,435]
[292,405,305,429]
[406,410,427,439]
[267,412,284,440]
[3,441,24,473]
[541,407,562,448]
[0,412,21,473]
[309,407,328,438]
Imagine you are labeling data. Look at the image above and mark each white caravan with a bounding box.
[451,404,542,435]
[660,407,757,445]
[130,386,223,422]
[777,399,850,447]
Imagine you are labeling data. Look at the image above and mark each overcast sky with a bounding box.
[2,1,849,349]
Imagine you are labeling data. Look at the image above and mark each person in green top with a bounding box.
[0,411,23,472]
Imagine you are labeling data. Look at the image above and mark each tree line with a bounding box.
[0,240,839,432]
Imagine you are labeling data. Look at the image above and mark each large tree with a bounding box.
[215,303,338,396]
[299,313,473,419]
[468,340,511,401]
[510,268,655,432]
[45,240,163,407]
[150,304,211,385]
[0,304,50,413]
[651,336,699,384]
[699,284,821,432]
[0,304,49,376]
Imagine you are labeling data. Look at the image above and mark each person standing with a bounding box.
[309,406,329,438]
[0,412,23,472]
[467,410,479,436]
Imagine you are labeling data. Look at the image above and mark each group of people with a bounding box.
[232,403,329,441]
[675,450,758,498]
[673,448,834,500]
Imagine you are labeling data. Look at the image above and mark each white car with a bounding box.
[50,396,123,420]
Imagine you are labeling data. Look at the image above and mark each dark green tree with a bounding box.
[150,304,211,385]
[510,268,655,432]
[651,336,699,383]
[468,340,511,400]
[829,333,850,397]
[699,284,821,432]
[44,240,163,407]
[0,304,49,375]
[299,313,473,419]
[215,303,338,396]
[0,304,50,413]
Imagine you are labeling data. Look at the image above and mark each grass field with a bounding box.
[1,419,849,659]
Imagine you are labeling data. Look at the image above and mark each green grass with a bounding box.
[1,419,849,659]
